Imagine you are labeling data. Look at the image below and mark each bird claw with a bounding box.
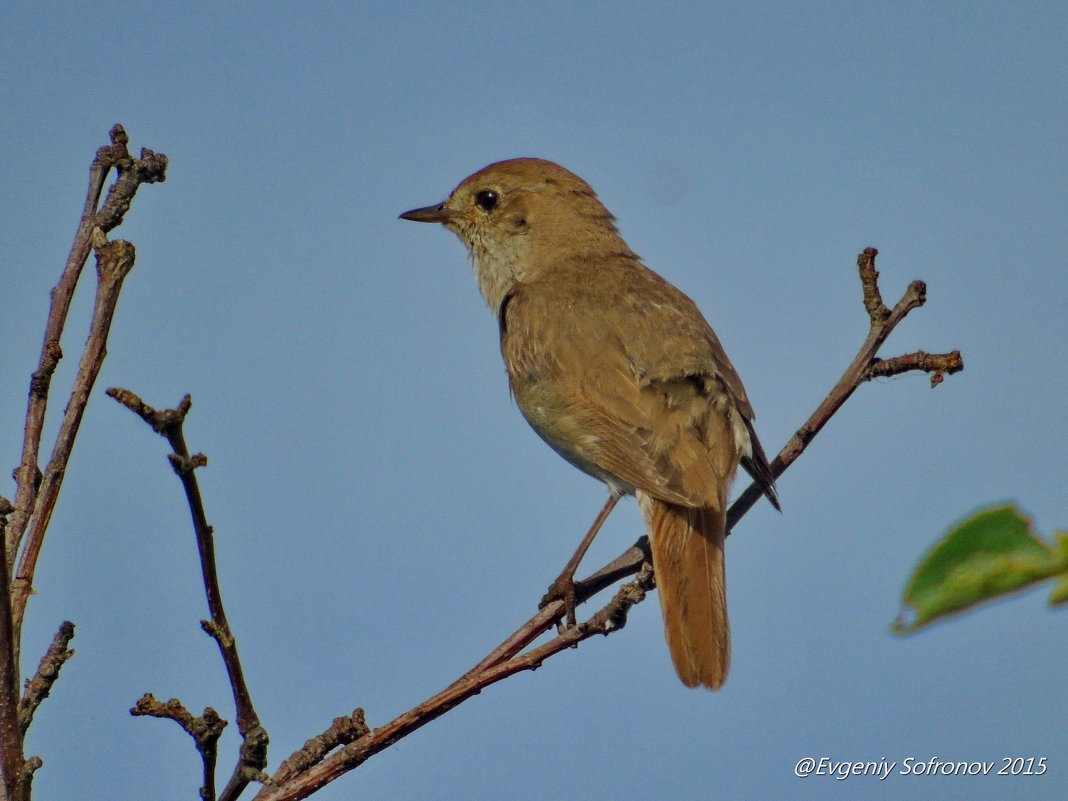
[540,574,578,630]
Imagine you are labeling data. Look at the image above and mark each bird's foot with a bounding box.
[540,573,579,630]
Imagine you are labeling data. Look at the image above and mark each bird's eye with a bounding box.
[475,190,499,212]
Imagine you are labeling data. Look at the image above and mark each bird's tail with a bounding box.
[639,492,729,690]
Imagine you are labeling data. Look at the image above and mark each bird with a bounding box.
[400,158,778,690]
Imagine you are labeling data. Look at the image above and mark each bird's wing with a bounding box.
[501,273,751,510]
[614,265,780,511]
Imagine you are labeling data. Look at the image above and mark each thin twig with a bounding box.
[253,247,963,801]
[7,126,167,688]
[131,694,226,801]
[260,566,656,800]
[271,712,368,784]
[515,253,964,598]
[864,350,964,386]
[0,124,162,800]
[726,247,960,530]
[109,390,268,801]
[9,239,138,652]
[6,125,165,571]
[18,621,75,736]
[5,133,113,571]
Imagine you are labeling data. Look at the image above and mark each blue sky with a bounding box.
[2,2,1066,799]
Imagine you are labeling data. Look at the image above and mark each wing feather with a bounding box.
[500,267,759,509]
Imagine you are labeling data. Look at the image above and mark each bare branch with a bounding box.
[270,712,368,789]
[0,124,164,801]
[93,135,168,235]
[0,511,26,801]
[726,248,959,530]
[18,622,75,736]
[6,125,166,577]
[131,694,226,800]
[260,566,656,801]
[6,130,167,702]
[110,390,268,801]
[9,239,139,650]
[250,247,963,801]
[863,350,964,386]
[107,387,191,436]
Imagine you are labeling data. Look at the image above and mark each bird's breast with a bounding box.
[508,367,635,496]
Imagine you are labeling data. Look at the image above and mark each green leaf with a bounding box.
[893,505,1068,634]
[1049,577,1068,606]
[1049,533,1068,606]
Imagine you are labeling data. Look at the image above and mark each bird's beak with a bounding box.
[399,203,453,224]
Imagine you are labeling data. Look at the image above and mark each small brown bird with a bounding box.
[401,158,778,689]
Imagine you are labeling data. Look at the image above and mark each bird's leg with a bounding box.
[540,492,622,627]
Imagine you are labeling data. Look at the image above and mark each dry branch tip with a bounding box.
[130,693,228,744]
[94,125,130,169]
[857,246,888,322]
[863,350,964,384]
[18,621,75,735]
[107,388,192,437]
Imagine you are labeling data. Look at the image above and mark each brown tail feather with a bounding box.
[639,493,729,690]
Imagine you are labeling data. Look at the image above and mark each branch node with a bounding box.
[18,755,42,791]
[862,350,965,384]
[107,388,193,438]
[247,769,275,787]
[275,710,370,779]
[89,226,108,251]
[130,693,228,748]
[240,725,270,760]
[195,707,227,743]
[94,238,137,284]
[200,619,232,648]
[93,132,169,233]
[169,452,209,476]
[28,341,63,399]
[138,148,170,183]
[857,247,889,323]
[794,425,816,447]
[94,124,130,168]
[589,563,656,634]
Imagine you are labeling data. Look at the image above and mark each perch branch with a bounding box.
[259,565,656,800]
[254,247,964,801]
[109,390,268,801]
